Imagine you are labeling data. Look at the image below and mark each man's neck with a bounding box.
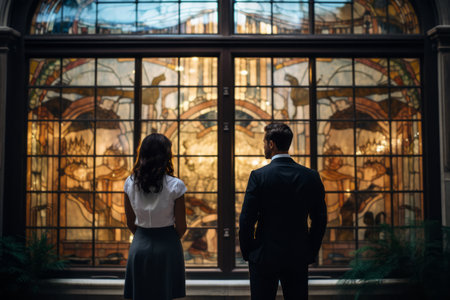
[270,152,290,160]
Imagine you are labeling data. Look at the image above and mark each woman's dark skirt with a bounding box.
[124,226,186,300]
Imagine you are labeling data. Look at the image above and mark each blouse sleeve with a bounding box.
[124,176,131,195]
[174,179,187,199]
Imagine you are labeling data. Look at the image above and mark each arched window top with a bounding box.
[30,0,420,35]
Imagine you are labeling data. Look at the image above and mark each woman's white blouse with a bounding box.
[124,175,187,228]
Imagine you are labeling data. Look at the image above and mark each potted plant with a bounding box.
[0,232,66,298]
[339,222,450,300]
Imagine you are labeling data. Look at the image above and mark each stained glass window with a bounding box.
[234,0,420,34]
[30,0,419,35]
[30,0,218,35]
[27,56,218,266]
[234,56,422,266]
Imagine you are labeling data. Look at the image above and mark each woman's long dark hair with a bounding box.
[132,133,174,193]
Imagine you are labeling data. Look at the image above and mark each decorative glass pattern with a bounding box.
[316,57,422,266]
[234,0,420,34]
[30,0,218,35]
[27,56,218,267]
[235,56,422,266]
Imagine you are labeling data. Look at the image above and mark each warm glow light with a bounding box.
[240,70,248,76]
[192,57,199,61]
[189,68,196,74]
[175,66,184,71]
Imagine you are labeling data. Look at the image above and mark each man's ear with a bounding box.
[269,140,275,150]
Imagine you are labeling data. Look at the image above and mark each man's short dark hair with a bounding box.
[264,123,293,151]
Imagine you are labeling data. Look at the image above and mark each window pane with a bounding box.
[356,193,391,227]
[317,88,353,120]
[180,157,217,192]
[235,87,272,118]
[95,194,127,226]
[28,88,61,120]
[390,88,421,120]
[274,87,310,120]
[61,121,94,155]
[235,157,268,192]
[60,229,93,266]
[97,58,135,86]
[29,58,61,86]
[316,58,353,86]
[235,57,272,86]
[180,121,218,155]
[357,157,391,190]
[318,156,355,192]
[95,228,130,266]
[286,121,310,155]
[356,121,389,155]
[61,88,95,120]
[185,193,217,227]
[355,58,388,86]
[235,120,268,155]
[28,121,60,155]
[60,157,94,192]
[183,228,218,266]
[62,58,95,86]
[315,2,352,34]
[318,121,355,155]
[180,87,217,118]
[27,157,59,191]
[142,58,178,86]
[355,88,389,120]
[388,0,420,34]
[235,2,272,34]
[390,58,421,86]
[30,0,62,34]
[26,193,58,227]
[354,0,388,34]
[62,1,96,34]
[392,121,422,155]
[393,193,424,225]
[321,228,356,266]
[180,2,218,34]
[273,2,309,34]
[392,156,423,191]
[138,3,179,34]
[61,193,93,227]
[95,121,134,155]
[95,157,133,192]
[273,57,309,85]
[97,3,136,34]
[180,57,218,86]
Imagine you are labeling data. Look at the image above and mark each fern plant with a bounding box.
[0,232,66,297]
[340,222,450,300]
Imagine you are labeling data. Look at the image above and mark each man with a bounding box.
[239,123,327,300]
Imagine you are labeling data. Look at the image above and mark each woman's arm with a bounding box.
[174,195,187,238]
[124,193,137,234]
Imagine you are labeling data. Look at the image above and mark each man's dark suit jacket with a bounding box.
[239,157,327,267]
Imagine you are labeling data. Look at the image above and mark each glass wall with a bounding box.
[27,56,218,266]
[233,56,422,266]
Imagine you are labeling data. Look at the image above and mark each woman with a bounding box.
[124,133,187,300]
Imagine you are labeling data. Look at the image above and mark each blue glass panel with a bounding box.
[138,3,179,34]
[315,2,352,34]
[31,0,62,34]
[62,0,96,34]
[97,3,137,34]
[273,2,309,34]
[180,2,218,34]
[235,2,272,34]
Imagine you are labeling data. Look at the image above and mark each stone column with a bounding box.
[428,26,450,229]
[0,26,20,236]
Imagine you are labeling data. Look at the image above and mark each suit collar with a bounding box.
[270,157,295,164]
